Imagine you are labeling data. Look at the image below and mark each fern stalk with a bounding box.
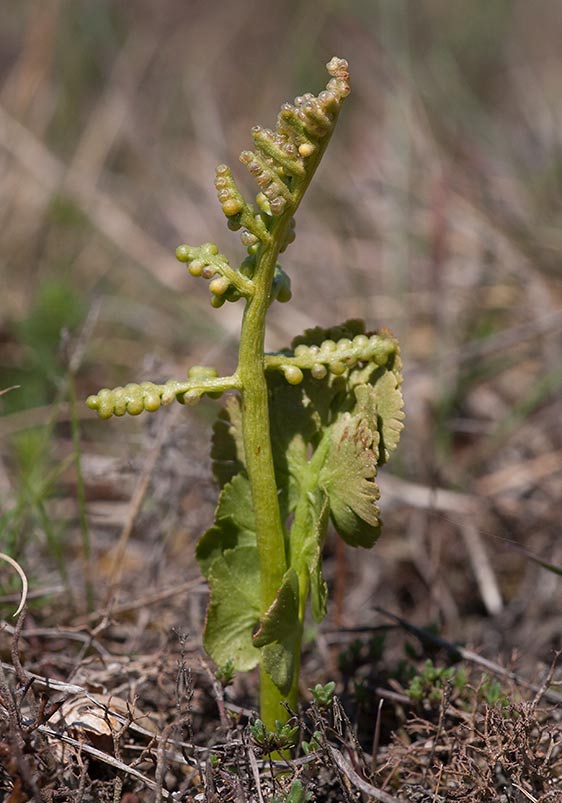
[87,58,404,732]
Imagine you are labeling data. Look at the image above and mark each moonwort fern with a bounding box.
[87,58,404,728]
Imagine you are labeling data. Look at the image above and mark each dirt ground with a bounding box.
[1,2,561,800]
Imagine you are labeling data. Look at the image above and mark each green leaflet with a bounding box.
[196,517,257,579]
[253,568,300,694]
[262,643,294,696]
[319,412,382,548]
[196,473,256,576]
[369,370,405,463]
[289,489,330,622]
[203,545,261,672]
[197,473,260,673]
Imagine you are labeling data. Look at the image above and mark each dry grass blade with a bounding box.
[0,552,28,617]
[0,385,20,397]
[459,520,503,616]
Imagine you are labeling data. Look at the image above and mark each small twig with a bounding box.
[374,687,411,707]
[425,682,451,781]
[327,745,407,803]
[200,655,229,730]
[75,754,89,803]
[247,744,265,803]
[204,748,217,800]
[510,783,538,802]
[112,772,124,803]
[371,698,384,773]
[531,650,561,710]
[334,697,368,778]
[154,720,176,803]
[173,628,194,744]
[109,697,133,803]
[10,608,28,687]
[432,762,444,803]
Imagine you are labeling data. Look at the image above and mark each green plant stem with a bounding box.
[238,113,344,726]
[238,234,289,726]
[238,242,288,607]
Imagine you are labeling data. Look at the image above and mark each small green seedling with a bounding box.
[215,658,236,687]
[208,753,221,769]
[301,730,323,755]
[407,659,468,704]
[87,58,404,729]
[310,681,336,708]
[250,718,300,754]
[407,660,510,710]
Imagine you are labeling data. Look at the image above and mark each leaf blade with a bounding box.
[203,545,261,672]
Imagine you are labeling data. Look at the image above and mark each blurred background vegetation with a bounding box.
[0,0,561,666]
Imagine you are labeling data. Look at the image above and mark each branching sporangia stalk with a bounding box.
[87,58,404,730]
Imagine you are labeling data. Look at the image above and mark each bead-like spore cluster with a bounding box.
[86,366,236,419]
[267,329,399,386]
[239,57,350,221]
[175,241,254,308]
[175,58,351,310]
[86,380,184,419]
